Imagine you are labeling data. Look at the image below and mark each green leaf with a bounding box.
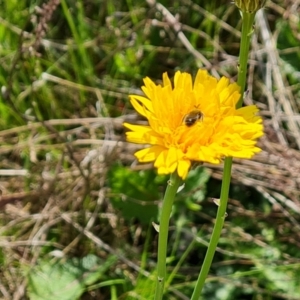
[255,262,300,297]
[177,166,211,211]
[27,254,116,300]
[108,165,162,224]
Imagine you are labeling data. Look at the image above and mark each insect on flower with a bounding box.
[183,109,204,127]
[123,70,263,179]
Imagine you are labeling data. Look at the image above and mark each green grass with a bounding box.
[0,0,300,299]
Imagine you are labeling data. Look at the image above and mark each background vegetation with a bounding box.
[0,0,300,299]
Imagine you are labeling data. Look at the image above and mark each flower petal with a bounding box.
[134,145,165,162]
[124,69,264,179]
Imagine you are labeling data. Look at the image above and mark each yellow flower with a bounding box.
[124,70,263,179]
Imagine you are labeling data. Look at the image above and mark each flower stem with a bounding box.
[154,172,181,300]
[191,157,232,300]
[191,10,256,300]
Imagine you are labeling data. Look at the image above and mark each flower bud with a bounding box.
[234,0,267,13]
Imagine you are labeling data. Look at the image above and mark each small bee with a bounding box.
[183,109,203,127]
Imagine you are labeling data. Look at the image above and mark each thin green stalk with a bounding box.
[166,232,198,287]
[190,157,232,300]
[154,172,182,300]
[60,0,93,81]
[191,10,256,300]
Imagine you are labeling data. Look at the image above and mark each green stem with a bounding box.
[191,11,256,300]
[154,172,182,300]
[191,157,232,300]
